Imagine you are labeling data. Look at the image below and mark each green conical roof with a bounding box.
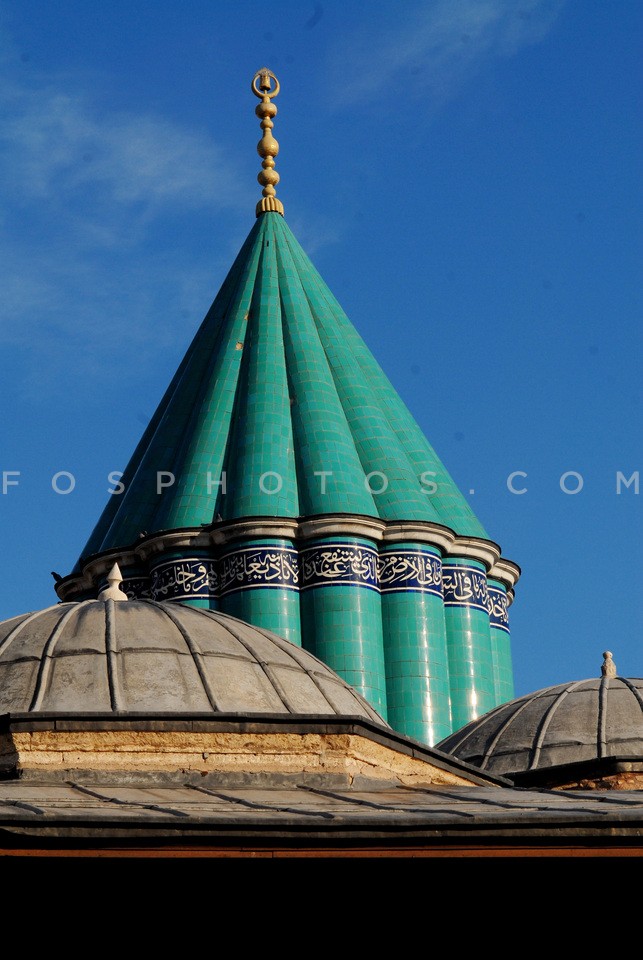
[76,211,487,569]
[59,70,519,751]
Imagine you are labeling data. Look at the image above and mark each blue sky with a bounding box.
[0,0,640,698]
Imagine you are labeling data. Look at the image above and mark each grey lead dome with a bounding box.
[436,676,643,777]
[0,599,387,722]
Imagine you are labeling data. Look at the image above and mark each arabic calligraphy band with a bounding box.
[119,548,507,628]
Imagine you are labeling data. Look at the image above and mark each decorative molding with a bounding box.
[448,536,501,570]
[210,517,299,545]
[298,515,385,541]
[488,557,522,590]
[56,515,521,601]
[380,521,455,552]
[135,529,211,562]
[81,550,140,591]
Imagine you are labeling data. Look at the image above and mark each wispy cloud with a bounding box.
[0,76,247,234]
[0,233,229,399]
[329,0,565,108]
[0,50,253,396]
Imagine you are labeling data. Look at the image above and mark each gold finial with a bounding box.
[252,68,284,217]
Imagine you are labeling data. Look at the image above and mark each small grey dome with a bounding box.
[436,676,643,778]
[0,599,387,724]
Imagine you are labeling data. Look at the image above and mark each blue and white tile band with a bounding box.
[442,563,489,612]
[487,585,510,632]
[378,550,442,596]
[300,543,379,591]
[150,558,218,601]
[219,546,300,596]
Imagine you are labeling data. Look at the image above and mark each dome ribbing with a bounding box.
[437,674,643,779]
[0,599,386,722]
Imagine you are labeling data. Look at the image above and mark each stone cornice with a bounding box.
[488,558,522,589]
[1,713,507,787]
[55,514,521,600]
[298,514,385,541]
[63,548,140,599]
[210,517,300,544]
[442,536,502,571]
[135,528,212,561]
[380,521,455,552]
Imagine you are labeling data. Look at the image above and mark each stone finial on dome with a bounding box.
[252,67,284,218]
[98,562,128,602]
[601,650,617,678]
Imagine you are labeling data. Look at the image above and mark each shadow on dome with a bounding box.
[436,653,643,790]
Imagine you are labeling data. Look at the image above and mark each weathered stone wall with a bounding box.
[4,728,480,787]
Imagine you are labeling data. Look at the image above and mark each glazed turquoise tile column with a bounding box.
[148,552,218,609]
[218,539,301,645]
[152,218,268,530]
[283,225,487,535]
[300,537,387,718]
[274,221,377,516]
[487,578,515,704]
[443,558,496,731]
[379,543,451,745]
[81,219,265,556]
[289,251,439,522]
[223,217,299,518]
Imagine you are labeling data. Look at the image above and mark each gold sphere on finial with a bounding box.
[252,68,284,217]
